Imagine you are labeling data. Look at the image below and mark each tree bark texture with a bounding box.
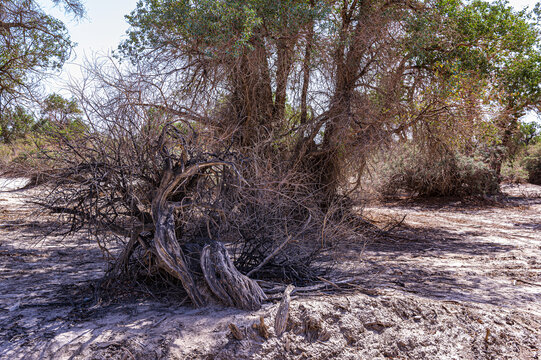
[151,166,266,310]
[201,241,267,310]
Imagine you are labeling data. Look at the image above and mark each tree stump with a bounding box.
[201,241,267,310]
[153,203,207,307]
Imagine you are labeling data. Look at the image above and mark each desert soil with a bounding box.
[0,179,540,359]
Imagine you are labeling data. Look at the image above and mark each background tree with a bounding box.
[38,92,83,130]
[402,0,541,175]
[0,0,84,109]
[0,105,34,143]
[518,121,541,146]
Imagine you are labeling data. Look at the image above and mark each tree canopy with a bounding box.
[0,104,34,143]
[119,0,541,191]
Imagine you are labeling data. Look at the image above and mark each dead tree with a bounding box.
[33,57,360,310]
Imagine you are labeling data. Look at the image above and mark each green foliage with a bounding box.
[405,0,541,112]
[0,106,35,144]
[0,0,83,101]
[407,0,540,84]
[38,93,86,137]
[41,93,82,122]
[0,93,85,146]
[401,0,541,174]
[0,93,85,171]
[518,121,541,145]
[501,157,529,183]
[120,0,327,60]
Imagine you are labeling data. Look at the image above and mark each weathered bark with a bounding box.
[274,33,296,123]
[229,323,244,340]
[151,164,267,310]
[113,226,143,274]
[300,16,314,125]
[201,241,267,310]
[274,284,295,336]
[491,109,522,179]
[256,315,270,339]
[314,2,374,203]
[231,38,274,147]
[152,170,207,306]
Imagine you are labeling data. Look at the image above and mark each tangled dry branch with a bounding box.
[32,101,361,309]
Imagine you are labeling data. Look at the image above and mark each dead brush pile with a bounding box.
[34,110,361,310]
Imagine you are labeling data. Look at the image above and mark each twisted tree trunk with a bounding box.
[152,169,207,307]
[151,165,266,310]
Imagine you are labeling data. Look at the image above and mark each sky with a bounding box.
[40,0,541,122]
[38,0,139,93]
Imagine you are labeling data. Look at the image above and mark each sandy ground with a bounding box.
[0,179,540,359]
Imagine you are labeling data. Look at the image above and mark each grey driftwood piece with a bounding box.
[274,284,295,336]
[201,241,267,310]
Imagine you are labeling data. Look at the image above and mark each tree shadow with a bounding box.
[2,184,540,358]
[373,184,541,210]
[0,214,246,359]
[512,221,541,230]
[334,220,540,310]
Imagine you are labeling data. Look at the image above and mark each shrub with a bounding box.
[0,106,35,144]
[0,137,40,173]
[501,159,529,184]
[521,143,541,185]
[376,145,500,197]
